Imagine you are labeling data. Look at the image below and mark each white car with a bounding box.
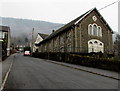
[24,51,30,56]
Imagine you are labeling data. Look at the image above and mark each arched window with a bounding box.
[88,24,92,35]
[89,42,93,44]
[94,41,98,44]
[88,24,102,37]
[88,41,93,52]
[88,39,104,53]
[67,44,71,52]
[100,43,102,46]
[93,24,97,36]
[98,26,102,36]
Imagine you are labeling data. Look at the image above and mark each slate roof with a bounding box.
[36,8,113,46]
[0,25,10,32]
[38,33,49,39]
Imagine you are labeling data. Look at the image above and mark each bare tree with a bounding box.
[114,34,120,56]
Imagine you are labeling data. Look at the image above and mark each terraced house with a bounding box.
[0,26,11,57]
[36,8,113,54]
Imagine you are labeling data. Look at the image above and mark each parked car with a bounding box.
[24,51,30,56]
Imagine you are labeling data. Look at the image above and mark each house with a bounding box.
[33,33,48,52]
[0,26,11,57]
[36,8,113,54]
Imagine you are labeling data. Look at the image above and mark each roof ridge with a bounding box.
[38,33,49,39]
[41,8,96,42]
[36,7,113,45]
[38,33,48,35]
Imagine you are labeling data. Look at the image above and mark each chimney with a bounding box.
[52,30,55,33]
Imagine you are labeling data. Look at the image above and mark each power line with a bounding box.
[99,0,120,11]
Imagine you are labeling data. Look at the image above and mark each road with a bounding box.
[4,53,118,89]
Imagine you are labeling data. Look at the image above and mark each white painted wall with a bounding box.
[35,34,43,44]
[33,34,43,52]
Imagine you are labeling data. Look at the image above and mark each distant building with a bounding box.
[0,26,11,56]
[16,45,25,52]
[36,8,113,54]
[33,33,48,52]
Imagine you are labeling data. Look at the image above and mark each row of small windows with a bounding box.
[88,23,102,37]
[89,41,103,46]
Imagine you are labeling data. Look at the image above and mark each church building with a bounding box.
[36,8,113,54]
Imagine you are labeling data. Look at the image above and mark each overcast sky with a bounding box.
[0,0,119,33]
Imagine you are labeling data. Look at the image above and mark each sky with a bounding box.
[0,0,119,33]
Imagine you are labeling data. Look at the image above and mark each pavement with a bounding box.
[0,53,16,90]
[45,59,119,80]
[2,53,119,89]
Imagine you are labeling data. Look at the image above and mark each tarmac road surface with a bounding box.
[4,53,118,89]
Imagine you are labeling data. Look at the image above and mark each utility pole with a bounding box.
[32,28,34,53]
[7,29,10,56]
[14,37,16,49]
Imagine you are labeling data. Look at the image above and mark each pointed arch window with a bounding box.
[100,43,102,46]
[93,24,97,36]
[89,42,93,44]
[88,24,92,35]
[98,26,102,36]
[94,41,98,44]
[88,23,102,37]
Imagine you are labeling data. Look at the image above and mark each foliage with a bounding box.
[24,46,31,52]
[25,37,28,43]
[1,17,63,37]
[114,34,120,55]
[2,33,8,51]
[2,33,8,60]
[32,52,120,72]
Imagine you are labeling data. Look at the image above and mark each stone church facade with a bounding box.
[36,8,113,54]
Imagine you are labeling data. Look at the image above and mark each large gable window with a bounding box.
[93,24,97,36]
[88,23,102,37]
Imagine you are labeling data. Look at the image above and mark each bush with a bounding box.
[24,47,31,52]
[32,52,120,72]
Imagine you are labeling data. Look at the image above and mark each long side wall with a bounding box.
[38,27,79,53]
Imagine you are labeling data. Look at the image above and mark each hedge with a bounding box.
[32,52,120,72]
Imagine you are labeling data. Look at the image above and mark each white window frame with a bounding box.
[98,26,102,37]
[92,23,98,36]
[88,39,104,53]
[88,24,93,35]
[88,23,102,37]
